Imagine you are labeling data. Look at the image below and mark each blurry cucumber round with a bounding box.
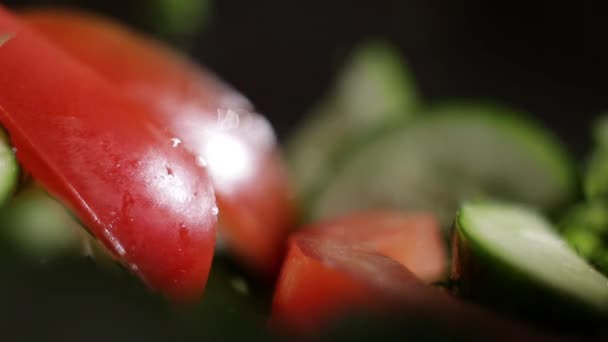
[287,41,419,211]
[453,202,608,333]
[0,129,19,207]
[310,102,575,229]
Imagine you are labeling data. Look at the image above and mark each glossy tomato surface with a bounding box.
[272,234,550,339]
[0,6,216,301]
[24,9,296,276]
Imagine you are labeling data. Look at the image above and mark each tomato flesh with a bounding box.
[24,10,296,276]
[0,6,216,302]
[272,233,548,339]
[304,210,446,282]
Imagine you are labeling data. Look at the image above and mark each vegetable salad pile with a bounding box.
[0,5,606,341]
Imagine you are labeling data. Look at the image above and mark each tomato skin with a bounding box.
[24,10,296,276]
[304,210,446,282]
[0,6,216,302]
[270,238,373,333]
[272,230,550,339]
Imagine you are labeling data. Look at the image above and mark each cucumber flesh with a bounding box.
[310,102,574,229]
[454,202,608,331]
[287,41,418,208]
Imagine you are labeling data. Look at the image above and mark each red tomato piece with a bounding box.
[24,10,296,276]
[0,6,216,302]
[271,234,550,339]
[303,210,446,282]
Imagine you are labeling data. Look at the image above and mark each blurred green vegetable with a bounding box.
[287,41,419,213]
[454,202,608,334]
[144,0,210,47]
[310,102,575,229]
[0,129,19,207]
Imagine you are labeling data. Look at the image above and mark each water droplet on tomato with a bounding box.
[171,137,182,147]
[196,155,208,168]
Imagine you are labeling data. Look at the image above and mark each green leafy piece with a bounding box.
[584,150,608,200]
[454,202,608,333]
[310,102,575,229]
[559,201,608,275]
[287,41,419,211]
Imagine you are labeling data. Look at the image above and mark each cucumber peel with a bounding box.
[454,202,608,330]
[310,102,575,228]
[287,41,418,211]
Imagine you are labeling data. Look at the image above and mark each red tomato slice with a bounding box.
[0,6,216,302]
[271,234,549,339]
[24,9,296,276]
[303,210,446,282]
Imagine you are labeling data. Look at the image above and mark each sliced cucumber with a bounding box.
[0,130,18,206]
[454,202,608,331]
[310,102,575,229]
[287,41,418,209]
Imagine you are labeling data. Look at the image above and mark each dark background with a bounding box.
[5,0,608,155]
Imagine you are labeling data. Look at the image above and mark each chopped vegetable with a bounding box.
[272,233,549,339]
[0,128,18,206]
[287,41,418,210]
[310,102,575,229]
[0,6,217,301]
[302,210,446,282]
[25,9,295,276]
[453,202,608,333]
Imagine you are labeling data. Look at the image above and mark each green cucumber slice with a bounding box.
[310,102,575,229]
[454,202,608,331]
[0,130,18,206]
[287,41,418,209]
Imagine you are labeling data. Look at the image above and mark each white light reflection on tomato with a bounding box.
[139,149,215,218]
[162,99,276,194]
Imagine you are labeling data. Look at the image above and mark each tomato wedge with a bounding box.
[24,9,296,276]
[271,234,550,339]
[303,210,446,282]
[0,6,216,302]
